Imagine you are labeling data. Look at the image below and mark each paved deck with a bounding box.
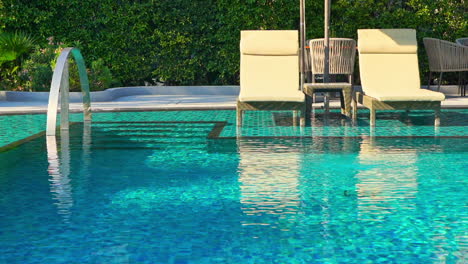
[0,87,466,114]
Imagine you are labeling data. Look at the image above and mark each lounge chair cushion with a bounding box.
[358,29,417,54]
[357,29,445,102]
[240,30,298,56]
[365,89,445,101]
[239,30,304,102]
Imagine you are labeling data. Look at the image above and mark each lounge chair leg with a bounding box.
[305,95,312,121]
[458,72,463,96]
[434,108,441,126]
[370,108,376,127]
[342,89,352,118]
[352,93,358,121]
[437,72,443,92]
[427,71,432,90]
[237,109,243,127]
[300,110,305,127]
[462,72,466,96]
[293,110,298,126]
[339,91,345,115]
[369,126,375,137]
[462,74,468,96]
[324,93,330,114]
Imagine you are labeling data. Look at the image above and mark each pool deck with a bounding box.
[0,86,466,114]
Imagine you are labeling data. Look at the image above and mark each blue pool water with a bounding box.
[0,110,467,263]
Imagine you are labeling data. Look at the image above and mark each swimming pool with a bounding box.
[0,110,467,263]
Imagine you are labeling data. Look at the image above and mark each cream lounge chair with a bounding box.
[237,30,305,126]
[354,29,445,126]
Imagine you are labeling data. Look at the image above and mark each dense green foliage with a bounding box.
[7,36,118,91]
[0,31,35,89]
[0,0,466,89]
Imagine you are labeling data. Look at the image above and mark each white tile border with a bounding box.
[0,85,466,115]
[3,86,240,102]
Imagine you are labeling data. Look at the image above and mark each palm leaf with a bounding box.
[0,31,36,63]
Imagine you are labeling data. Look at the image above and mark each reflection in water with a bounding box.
[237,140,301,225]
[82,121,92,164]
[46,122,92,223]
[77,121,92,196]
[46,132,73,223]
[92,244,130,264]
[356,137,418,220]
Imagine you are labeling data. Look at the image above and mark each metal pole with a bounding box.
[324,0,330,83]
[299,0,306,91]
[323,0,331,114]
[47,48,73,136]
[46,48,92,136]
[60,59,69,131]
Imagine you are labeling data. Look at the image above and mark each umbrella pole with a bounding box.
[324,0,330,82]
[299,0,306,91]
[324,0,331,113]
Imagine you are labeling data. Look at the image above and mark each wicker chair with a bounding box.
[423,38,468,96]
[303,38,356,117]
[456,38,468,46]
[455,38,468,96]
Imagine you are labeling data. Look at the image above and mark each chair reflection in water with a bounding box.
[356,137,418,221]
[237,139,301,220]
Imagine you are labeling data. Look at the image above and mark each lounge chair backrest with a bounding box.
[240,30,299,100]
[358,29,421,94]
[424,38,468,72]
[309,38,356,75]
[241,31,298,56]
[456,38,468,46]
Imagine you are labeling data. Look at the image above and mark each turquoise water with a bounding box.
[1,109,467,147]
[0,110,467,263]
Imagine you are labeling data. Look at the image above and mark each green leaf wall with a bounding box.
[1,0,466,86]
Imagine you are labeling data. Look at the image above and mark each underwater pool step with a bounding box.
[66,136,209,146]
[92,123,216,128]
[86,146,166,150]
[93,128,212,134]
[90,132,211,139]
[72,143,208,150]
[92,121,220,127]
[92,126,214,134]
[82,138,208,144]
[93,125,214,130]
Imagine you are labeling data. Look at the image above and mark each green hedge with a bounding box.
[1,0,466,87]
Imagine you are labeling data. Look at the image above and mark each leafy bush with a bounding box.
[19,37,119,92]
[89,58,120,91]
[18,37,62,91]
[0,31,35,90]
[69,58,120,91]
[0,0,466,86]
[0,31,35,64]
